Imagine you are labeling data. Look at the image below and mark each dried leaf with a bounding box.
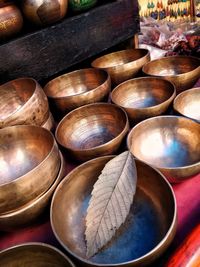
[85,151,137,258]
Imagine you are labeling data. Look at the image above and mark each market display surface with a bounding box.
[0,1,199,266]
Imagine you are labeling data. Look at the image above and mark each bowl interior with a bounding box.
[92,49,148,69]
[51,156,175,265]
[128,117,200,168]
[143,56,200,76]
[0,244,74,267]
[112,78,174,109]
[0,79,35,121]
[174,88,200,121]
[0,126,54,185]
[44,69,108,98]
[56,104,127,150]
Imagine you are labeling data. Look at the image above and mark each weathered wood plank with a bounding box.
[0,0,139,83]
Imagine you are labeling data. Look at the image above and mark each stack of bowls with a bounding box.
[0,77,55,131]
[0,125,62,231]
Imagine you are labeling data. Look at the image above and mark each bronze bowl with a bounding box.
[0,242,75,267]
[0,3,23,40]
[42,112,56,132]
[0,125,60,214]
[44,68,111,114]
[173,87,200,123]
[0,152,64,232]
[0,78,49,128]
[91,49,150,85]
[142,56,200,92]
[21,0,68,26]
[51,156,177,266]
[111,77,176,124]
[55,103,129,162]
[127,116,200,182]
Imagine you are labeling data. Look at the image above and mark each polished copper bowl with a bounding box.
[111,77,176,124]
[51,156,177,266]
[0,78,49,128]
[44,68,111,114]
[0,152,64,232]
[0,242,75,267]
[56,103,129,162]
[0,4,23,39]
[21,0,68,26]
[173,87,200,123]
[127,116,200,182]
[0,125,60,213]
[42,112,56,132]
[91,49,150,85]
[142,56,200,92]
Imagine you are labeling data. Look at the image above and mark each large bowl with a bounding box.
[56,103,129,162]
[51,156,177,267]
[0,242,75,267]
[173,87,200,123]
[0,125,60,213]
[44,68,111,114]
[142,56,200,92]
[0,152,65,232]
[91,49,150,85]
[111,77,176,124]
[127,116,200,182]
[42,112,56,132]
[0,78,49,128]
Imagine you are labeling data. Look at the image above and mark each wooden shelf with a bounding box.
[0,0,139,84]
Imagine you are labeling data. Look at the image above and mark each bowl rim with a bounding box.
[91,49,150,70]
[50,155,177,266]
[55,102,129,152]
[127,115,200,171]
[173,87,200,122]
[0,125,57,187]
[43,68,111,99]
[0,151,63,217]
[111,77,176,111]
[0,242,76,267]
[0,77,43,122]
[142,55,200,78]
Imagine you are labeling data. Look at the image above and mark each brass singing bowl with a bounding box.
[0,125,60,214]
[42,112,56,132]
[44,68,111,114]
[127,116,200,183]
[0,4,23,39]
[0,242,75,267]
[0,78,49,128]
[51,156,177,266]
[21,0,68,26]
[0,152,64,232]
[56,103,129,162]
[111,77,176,124]
[173,87,200,123]
[91,49,150,85]
[142,56,200,92]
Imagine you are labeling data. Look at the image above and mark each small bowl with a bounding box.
[21,0,68,26]
[42,112,56,132]
[111,77,176,124]
[142,56,200,92]
[44,68,111,114]
[91,49,150,85]
[127,116,200,182]
[0,152,65,232]
[56,103,129,162]
[51,156,177,266]
[173,87,200,123]
[0,125,60,213]
[0,78,49,128]
[0,242,75,267]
